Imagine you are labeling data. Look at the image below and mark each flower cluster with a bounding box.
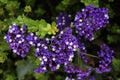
[26,33,41,47]
[74,5,109,41]
[64,63,92,80]
[34,38,56,72]
[4,5,114,80]
[4,24,30,57]
[56,13,71,31]
[34,28,79,73]
[95,44,114,73]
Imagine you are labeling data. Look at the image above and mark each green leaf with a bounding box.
[24,0,36,7]
[0,33,9,63]
[0,69,3,74]
[5,1,20,11]
[0,51,7,63]
[56,4,66,11]
[27,52,41,68]
[107,35,120,44]
[80,0,99,7]
[62,0,71,5]
[112,59,120,72]
[108,0,114,2]
[13,16,53,38]
[5,74,16,80]
[94,72,102,80]
[36,19,50,37]
[47,22,59,35]
[56,0,71,11]
[107,24,120,34]
[35,8,46,16]
[94,30,101,39]
[34,73,48,80]
[5,0,20,17]
[0,57,5,63]
[117,78,120,80]
[24,5,32,13]
[0,8,4,15]
[0,33,10,50]
[0,0,8,4]
[105,4,115,18]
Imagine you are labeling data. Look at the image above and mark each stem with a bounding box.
[77,48,100,59]
[84,53,100,59]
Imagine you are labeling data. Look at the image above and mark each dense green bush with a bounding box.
[0,0,120,80]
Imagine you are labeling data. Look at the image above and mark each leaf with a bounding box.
[5,1,20,11]
[94,73,102,80]
[0,33,10,51]
[0,0,8,4]
[94,30,101,39]
[36,19,50,38]
[105,4,115,18]
[13,16,53,38]
[108,0,114,2]
[80,0,99,7]
[117,78,120,80]
[5,74,16,80]
[55,75,62,80]
[47,22,59,35]
[56,0,71,11]
[107,35,120,44]
[0,8,4,15]
[62,0,71,5]
[24,5,32,13]
[112,59,120,72]
[35,8,46,16]
[0,69,3,74]
[107,24,120,34]
[0,33,9,63]
[34,73,48,80]
[0,56,5,63]
[27,52,41,68]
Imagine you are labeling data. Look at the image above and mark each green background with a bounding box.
[0,0,120,80]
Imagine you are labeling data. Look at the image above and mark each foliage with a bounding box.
[80,0,99,7]
[0,0,120,80]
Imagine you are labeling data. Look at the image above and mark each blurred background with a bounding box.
[0,0,120,80]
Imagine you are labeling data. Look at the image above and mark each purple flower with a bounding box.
[56,13,71,31]
[35,28,79,73]
[88,76,95,80]
[4,5,113,79]
[5,24,30,57]
[64,63,92,80]
[95,44,114,73]
[74,5,109,41]
[26,33,41,47]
